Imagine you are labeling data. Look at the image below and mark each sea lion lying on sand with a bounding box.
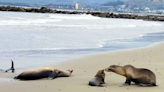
[89,69,105,87]
[14,67,73,80]
[105,65,157,86]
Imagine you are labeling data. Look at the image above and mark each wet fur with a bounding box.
[89,70,105,87]
[105,65,156,86]
[14,67,73,80]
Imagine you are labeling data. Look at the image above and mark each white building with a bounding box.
[75,3,84,10]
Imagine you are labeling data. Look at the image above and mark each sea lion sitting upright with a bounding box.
[105,65,157,86]
[89,69,105,87]
[14,67,73,80]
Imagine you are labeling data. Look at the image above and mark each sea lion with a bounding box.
[0,60,15,73]
[14,67,73,80]
[89,69,105,87]
[105,65,157,86]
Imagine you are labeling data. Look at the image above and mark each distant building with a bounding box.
[48,5,75,9]
[75,3,84,10]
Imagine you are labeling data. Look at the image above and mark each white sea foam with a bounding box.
[139,22,162,27]
[0,11,164,55]
[0,19,62,25]
[48,14,100,20]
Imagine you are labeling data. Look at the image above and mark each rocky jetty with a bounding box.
[0,6,164,21]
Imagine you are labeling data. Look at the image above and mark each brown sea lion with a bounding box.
[89,69,105,87]
[105,65,156,86]
[14,67,73,80]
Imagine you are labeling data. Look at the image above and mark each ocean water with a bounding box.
[0,11,164,70]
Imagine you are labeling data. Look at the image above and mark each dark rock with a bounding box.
[0,6,164,21]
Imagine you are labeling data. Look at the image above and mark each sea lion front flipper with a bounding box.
[102,79,105,84]
[98,84,104,87]
[125,76,132,85]
[47,71,58,80]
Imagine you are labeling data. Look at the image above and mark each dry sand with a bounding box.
[0,42,164,92]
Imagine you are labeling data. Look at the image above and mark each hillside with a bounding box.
[0,0,128,6]
[102,0,124,6]
[125,0,164,9]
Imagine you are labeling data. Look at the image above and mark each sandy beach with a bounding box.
[0,42,164,92]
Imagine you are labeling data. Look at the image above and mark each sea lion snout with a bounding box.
[104,67,112,72]
[105,65,119,72]
[70,70,73,73]
[67,69,73,73]
[99,69,105,74]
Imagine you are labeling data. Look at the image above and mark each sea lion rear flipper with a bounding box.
[5,60,15,73]
[139,83,157,87]
[11,60,15,73]
[48,71,58,79]
[5,69,11,72]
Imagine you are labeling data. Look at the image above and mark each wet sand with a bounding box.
[0,42,164,92]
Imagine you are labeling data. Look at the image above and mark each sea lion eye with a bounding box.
[108,68,111,70]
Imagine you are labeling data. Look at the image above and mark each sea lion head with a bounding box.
[105,65,119,72]
[96,69,105,78]
[66,69,73,73]
[105,65,125,76]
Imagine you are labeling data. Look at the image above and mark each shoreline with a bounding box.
[0,6,164,21]
[1,10,164,73]
[0,41,164,92]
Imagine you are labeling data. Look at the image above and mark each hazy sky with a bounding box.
[0,0,128,5]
